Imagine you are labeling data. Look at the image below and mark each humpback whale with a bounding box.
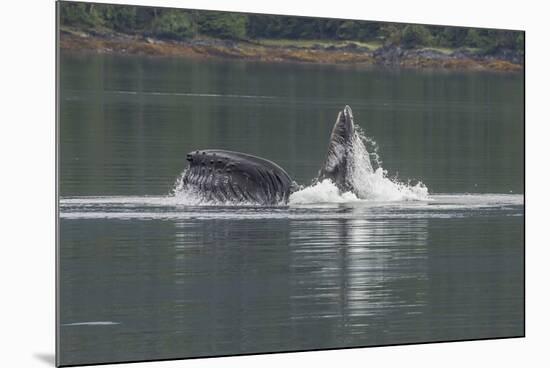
[181,105,358,205]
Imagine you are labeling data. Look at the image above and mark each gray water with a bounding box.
[58,52,524,366]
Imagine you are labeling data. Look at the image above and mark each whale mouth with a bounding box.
[314,105,357,193]
[334,105,355,142]
[180,149,294,205]
[343,105,353,124]
[341,105,354,134]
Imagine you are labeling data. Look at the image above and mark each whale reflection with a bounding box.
[288,208,428,345]
[59,197,522,362]
[167,206,428,352]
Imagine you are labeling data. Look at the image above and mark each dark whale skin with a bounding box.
[317,105,356,193]
[182,149,294,205]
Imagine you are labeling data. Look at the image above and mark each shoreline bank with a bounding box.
[59,28,523,72]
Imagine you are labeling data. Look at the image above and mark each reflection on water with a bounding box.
[59,197,523,365]
[288,217,429,346]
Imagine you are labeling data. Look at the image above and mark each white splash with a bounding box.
[289,179,360,204]
[349,128,429,201]
[290,127,429,204]
[171,177,206,205]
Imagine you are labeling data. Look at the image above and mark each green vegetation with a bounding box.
[198,12,248,39]
[59,2,248,40]
[150,10,195,40]
[59,1,524,54]
[401,25,434,49]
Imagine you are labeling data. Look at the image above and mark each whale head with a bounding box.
[336,105,355,142]
[317,105,356,193]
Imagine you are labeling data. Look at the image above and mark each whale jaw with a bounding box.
[182,149,294,205]
[317,105,356,193]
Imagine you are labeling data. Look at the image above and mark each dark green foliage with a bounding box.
[335,20,358,40]
[490,30,521,51]
[59,2,524,53]
[59,2,102,28]
[246,15,279,38]
[249,16,317,39]
[464,29,488,48]
[96,4,137,32]
[151,10,195,40]
[59,3,136,32]
[246,15,380,41]
[401,25,433,48]
[197,11,247,39]
[516,33,525,54]
[379,24,404,45]
[435,27,468,47]
[336,20,380,40]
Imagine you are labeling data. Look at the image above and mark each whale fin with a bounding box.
[182,150,294,205]
[317,105,356,193]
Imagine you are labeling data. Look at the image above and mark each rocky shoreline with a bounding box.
[59,28,524,72]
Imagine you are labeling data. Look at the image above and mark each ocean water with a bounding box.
[58,52,524,366]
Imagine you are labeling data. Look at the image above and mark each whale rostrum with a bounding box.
[181,105,358,205]
[317,105,356,193]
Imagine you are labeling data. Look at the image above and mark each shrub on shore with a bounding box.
[59,2,524,55]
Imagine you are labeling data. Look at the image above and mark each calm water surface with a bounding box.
[58,52,524,366]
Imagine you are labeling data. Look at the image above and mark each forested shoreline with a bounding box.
[59,2,524,71]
